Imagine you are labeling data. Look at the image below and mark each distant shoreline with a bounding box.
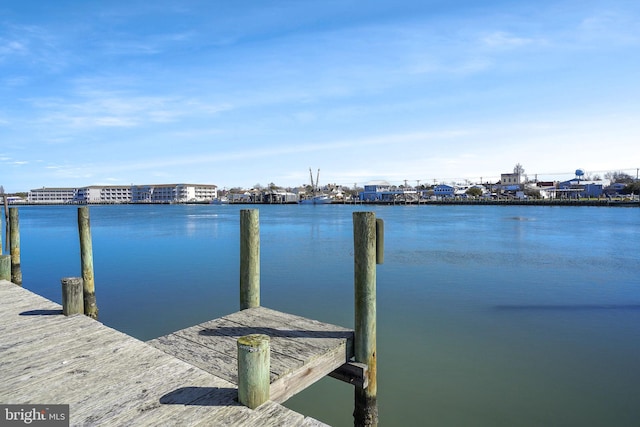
[8,199,639,207]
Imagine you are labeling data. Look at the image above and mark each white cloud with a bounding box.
[0,24,66,71]
[0,39,28,57]
[481,31,540,49]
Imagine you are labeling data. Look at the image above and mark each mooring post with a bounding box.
[61,277,84,315]
[78,206,98,319]
[0,197,3,255]
[237,334,270,409]
[240,209,260,310]
[353,212,379,427]
[375,218,384,265]
[2,191,8,254]
[0,255,10,281]
[9,208,22,286]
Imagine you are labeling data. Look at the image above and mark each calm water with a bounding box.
[7,204,640,426]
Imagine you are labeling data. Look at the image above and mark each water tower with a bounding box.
[575,169,585,181]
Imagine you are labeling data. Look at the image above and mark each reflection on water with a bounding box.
[495,304,640,311]
[11,204,640,427]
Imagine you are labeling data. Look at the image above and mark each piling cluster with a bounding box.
[7,205,381,426]
[1,207,22,286]
[236,208,381,426]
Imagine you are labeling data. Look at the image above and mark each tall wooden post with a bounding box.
[240,209,260,310]
[3,190,8,254]
[78,207,98,319]
[9,208,21,286]
[353,212,378,426]
[0,197,3,255]
[375,219,384,265]
[61,277,84,315]
[237,334,270,409]
[0,255,10,281]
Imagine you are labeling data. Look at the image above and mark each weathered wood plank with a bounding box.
[69,362,235,424]
[148,332,241,384]
[0,327,165,395]
[270,340,348,403]
[0,282,330,426]
[0,297,61,321]
[0,326,122,390]
[149,306,354,406]
[102,382,239,426]
[225,307,353,354]
[162,316,306,379]
[301,417,332,427]
[0,315,103,353]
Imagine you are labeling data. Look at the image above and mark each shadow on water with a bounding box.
[494,304,640,311]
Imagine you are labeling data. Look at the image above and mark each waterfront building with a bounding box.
[262,190,299,203]
[131,184,218,203]
[76,186,132,203]
[28,187,77,203]
[433,184,455,198]
[533,182,557,199]
[359,181,392,201]
[500,172,522,186]
[604,182,627,196]
[358,181,417,202]
[28,183,217,204]
[1,195,25,204]
[556,180,607,199]
[228,192,253,203]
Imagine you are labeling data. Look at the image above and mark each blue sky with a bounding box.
[1,0,639,192]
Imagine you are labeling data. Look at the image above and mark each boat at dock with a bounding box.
[299,168,333,204]
[210,197,229,205]
[299,194,333,204]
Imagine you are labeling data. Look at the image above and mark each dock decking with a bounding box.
[148,306,354,404]
[0,280,348,426]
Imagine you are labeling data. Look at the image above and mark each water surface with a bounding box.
[9,204,640,426]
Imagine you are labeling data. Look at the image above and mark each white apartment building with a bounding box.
[131,184,217,203]
[28,187,77,203]
[76,186,132,203]
[28,184,217,204]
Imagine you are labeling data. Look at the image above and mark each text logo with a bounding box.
[1,405,69,426]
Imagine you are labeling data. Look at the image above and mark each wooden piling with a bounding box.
[375,219,384,265]
[352,212,379,427]
[240,209,260,310]
[9,208,21,286]
[237,333,270,409]
[61,277,84,315]
[0,255,10,281]
[2,190,8,254]
[78,206,98,319]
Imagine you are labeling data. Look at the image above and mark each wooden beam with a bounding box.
[328,361,368,389]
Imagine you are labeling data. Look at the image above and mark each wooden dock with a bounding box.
[148,306,354,404]
[0,280,344,426]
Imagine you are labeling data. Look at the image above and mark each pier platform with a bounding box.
[0,280,349,426]
[148,306,354,404]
